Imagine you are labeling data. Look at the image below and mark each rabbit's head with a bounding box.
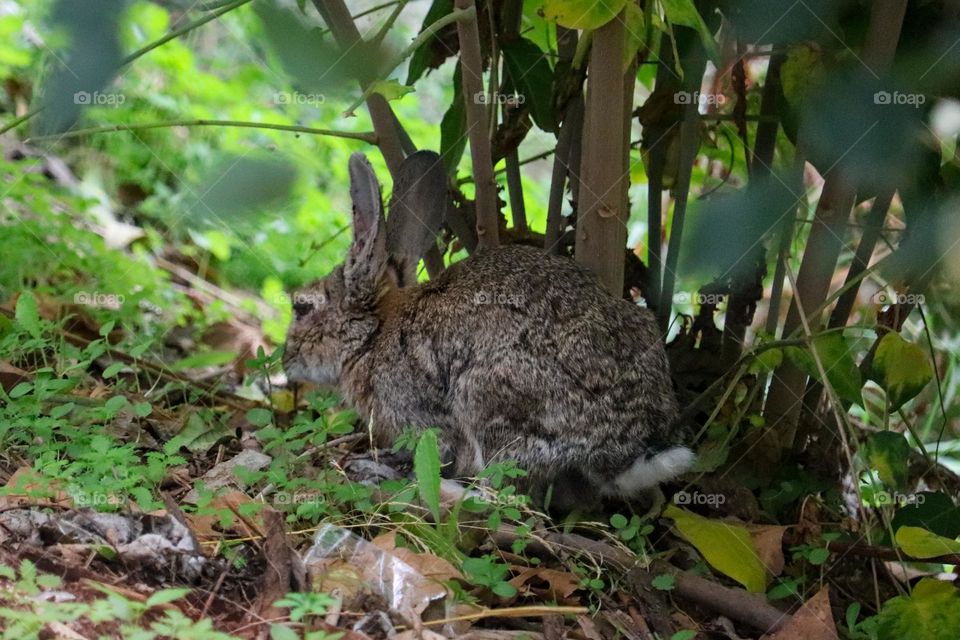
[283,151,446,385]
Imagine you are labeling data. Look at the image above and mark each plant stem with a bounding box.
[24,119,376,143]
[456,0,499,249]
[120,0,254,67]
[342,6,477,117]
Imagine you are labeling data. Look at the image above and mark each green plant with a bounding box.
[461,554,517,598]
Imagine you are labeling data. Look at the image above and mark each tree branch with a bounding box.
[574,10,629,293]
[455,0,499,249]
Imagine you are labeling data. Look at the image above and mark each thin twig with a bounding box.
[343,6,476,117]
[24,119,377,144]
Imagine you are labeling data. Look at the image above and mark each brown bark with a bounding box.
[455,0,499,249]
[574,11,629,294]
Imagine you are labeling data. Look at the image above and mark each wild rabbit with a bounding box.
[283,151,692,505]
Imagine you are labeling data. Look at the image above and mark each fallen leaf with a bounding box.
[509,567,581,601]
[751,525,787,577]
[664,505,767,592]
[187,490,263,545]
[1,467,72,508]
[763,586,837,640]
[182,449,271,503]
[0,361,30,393]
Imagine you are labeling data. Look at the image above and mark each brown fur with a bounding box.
[283,153,687,504]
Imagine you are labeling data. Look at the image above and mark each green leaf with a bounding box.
[807,547,830,565]
[663,505,767,592]
[102,362,125,379]
[501,38,556,133]
[170,350,237,371]
[895,526,960,559]
[246,408,274,428]
[786,333,862,406]
[864,431,911,490]
[269,623,301,640]
[610,513,629,528]
[622,2,646,71]
[133,401,153,417]
[492,581,518,597]
[440,67,467,176]
[166,412,233,454]
[9,382,33,399]
[15,291,41,339]
[877,578,960,640]
[369,79,415,102]
[146,587,191,608]
[748,348,783,374]
[543,0,628,30]
[99,320,116,337]
[185,155,297,222]
[104,395,128,414]
[0,314,14,338]
[660,0,719,62]
[406,0,454,85]
[652,573,676,591]
[892,492,960,539]
[415,430,442,522]
[671,632,698,640]
[872,332,934,411]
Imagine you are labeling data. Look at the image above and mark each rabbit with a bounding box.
[283,150,692,506]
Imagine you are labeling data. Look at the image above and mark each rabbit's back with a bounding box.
[344,245,685,495]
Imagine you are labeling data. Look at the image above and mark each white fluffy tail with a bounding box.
[601,446,694,497]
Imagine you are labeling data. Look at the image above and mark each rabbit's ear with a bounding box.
[386,150,447,287]
[345,153,387,299]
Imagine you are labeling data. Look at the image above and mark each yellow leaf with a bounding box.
[664,505,767,592]
[895,526,960,559]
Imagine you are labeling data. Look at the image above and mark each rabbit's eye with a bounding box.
[293,292,325,317]
[292,300,314,317]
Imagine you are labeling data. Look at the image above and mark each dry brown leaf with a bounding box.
[186,489,263,546]
[751,525,787,577]
[0,361,30,392]
[509,567,581,601]
[1,466,72,508]
[763,586,837,640]
[182,449,271,503]
[201,319,270,376]
[576,614,604,640]
[373,532,463,583]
